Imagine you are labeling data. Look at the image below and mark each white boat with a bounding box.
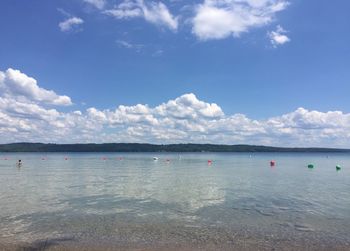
[153,157,159,161]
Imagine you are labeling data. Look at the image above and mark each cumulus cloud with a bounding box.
[59,17,84,32]
[268,25,290,47]
[105,0,178,31]
[0,68,72,106]
[1,69,350,147]
[155,93,224,119]
[192,0,289,40]
[83,0,106,9]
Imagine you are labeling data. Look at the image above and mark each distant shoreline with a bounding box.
[0,143,349,153]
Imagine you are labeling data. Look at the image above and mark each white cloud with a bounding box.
[268,25,290,47]
[83,0,106,9]
[116,40,134,49]
[72,0,291,44]
[1,69,350,147]
[0,68,72,106]
[116,40,144,51]
[105,0,178,31]
[192,0,289,40]
[154,93,224,119]
[59,17,84,32]
[152,49,164,57]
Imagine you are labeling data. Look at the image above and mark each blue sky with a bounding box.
[0,0,350,146]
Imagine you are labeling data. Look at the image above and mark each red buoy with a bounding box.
[270,160,276,166]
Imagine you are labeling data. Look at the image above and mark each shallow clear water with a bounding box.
[0,152,350,249]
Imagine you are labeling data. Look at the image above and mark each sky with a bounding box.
[0,0,350,147]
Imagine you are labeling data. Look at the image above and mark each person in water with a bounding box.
[17,159,22,167]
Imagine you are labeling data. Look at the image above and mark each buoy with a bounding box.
[308,164,314,169]
[64,157,68,160]
[270,160,276,166]
[336,165,341,171]
[208,160,213,165]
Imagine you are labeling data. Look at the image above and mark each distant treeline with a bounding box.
[0,143,349,153]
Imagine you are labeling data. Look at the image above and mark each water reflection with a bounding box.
[60,156,227,213]
[0,153,350,246]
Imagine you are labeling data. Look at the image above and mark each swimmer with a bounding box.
[16,159,22,168]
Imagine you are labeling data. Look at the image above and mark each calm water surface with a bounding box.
[0,153,349,249]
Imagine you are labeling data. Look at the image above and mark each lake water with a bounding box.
[0,153,349,250]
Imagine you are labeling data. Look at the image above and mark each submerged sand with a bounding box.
[1,222,349,251]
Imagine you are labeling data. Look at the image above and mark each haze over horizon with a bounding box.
[0,0,349,147]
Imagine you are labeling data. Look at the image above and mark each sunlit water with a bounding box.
[0,153,349,249]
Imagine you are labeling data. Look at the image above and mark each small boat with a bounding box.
[153,157,159,161]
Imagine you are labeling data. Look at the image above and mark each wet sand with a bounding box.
[1,223,349,251]
[1,240,349,251]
